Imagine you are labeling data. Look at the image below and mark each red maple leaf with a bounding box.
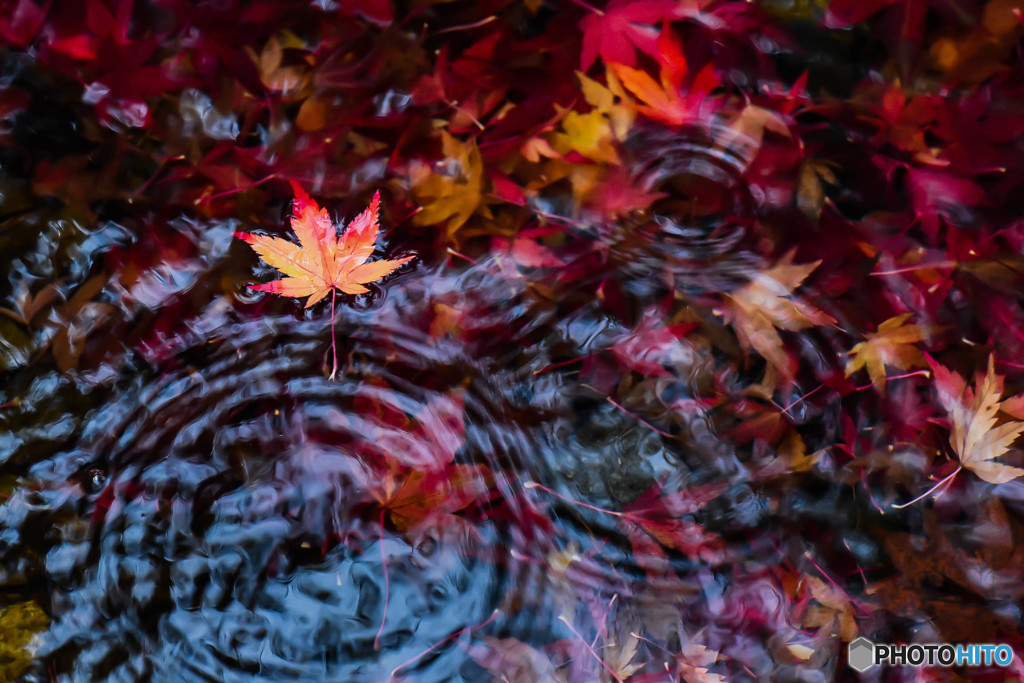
[579,0,697,71]
[610,310,700,377]
[620,482,728,570]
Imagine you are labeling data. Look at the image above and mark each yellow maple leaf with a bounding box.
[802,576,858,641]
[845,313,927,393]
[555,109,620,164]
[412,131,485,240]
[780,431,822,473]
[722,256,836,377]
[552,71,635,164]
[578,69,635,140]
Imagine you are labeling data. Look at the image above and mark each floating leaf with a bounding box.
[235,185,413,376]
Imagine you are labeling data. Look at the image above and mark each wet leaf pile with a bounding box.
[3,0,1024,680]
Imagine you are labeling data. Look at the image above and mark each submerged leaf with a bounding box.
[929,355,1024,485]
[0,601,48,681]
[412,132,485,240]
[845,313,928,393]
[722,257,835,377]
[610,29,719,126]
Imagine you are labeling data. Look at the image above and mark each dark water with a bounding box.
[3,1,1024,682]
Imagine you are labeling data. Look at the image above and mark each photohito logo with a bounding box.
[848,637,1014,672]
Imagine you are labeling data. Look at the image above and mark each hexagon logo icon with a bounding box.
[848,637,875,672]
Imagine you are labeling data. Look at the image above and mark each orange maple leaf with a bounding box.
[372,461,494,532]
[235,184,413,377]
[610,28,719,126]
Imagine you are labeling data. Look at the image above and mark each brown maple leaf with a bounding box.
[235,183,413,377]
[845,313,927,393]
[721,255,836,378]
[896,354,1024,507]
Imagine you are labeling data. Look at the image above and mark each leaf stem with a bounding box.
[605,396,676,439]
[375,507,390,650]
[524,481,625,518]
[891,466,961,509]
[558,615,624,683]
[389,609,499,679]
[870,261,955,276]
[329,287,338,380]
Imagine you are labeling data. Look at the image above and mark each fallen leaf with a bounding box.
[235,185,412,377]
[786,642,815,661]
[779,431,821,473]
[603,633,645,680]
[801,576,859,641]
[609,311,699,377]
[715,104,792,170]
[579,0,689,71]
[372,461,494,531]
[621,482,727,570]
[412,131,486,240]
[796,159,838,222]
[722,256,836,377]
[235,184,413,306]
[578,70,636,141]
[555,108,620,164]
[610,29,719,127]
[929,354,1024,485]
[845,313,928,393]
[675,640,726,683]
[254,32,310,96]
[469,637,566,683]
[0,601,48,681]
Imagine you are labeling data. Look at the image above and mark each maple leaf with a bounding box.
[371,461,494,532]
[411,131,486,242]
[931,355,1024,485]
[609,310,699,377]
[469,637,566,683]
[720,256,836,378]
[551,70,637,166]
[845,313,927,393]
[579,0,694,71]
[610,28,720,127]
[718,104,792,152]
[778,431,822,474]
[674,640,726,683]
[823,0,929,77]
[235,184,413,377]
[578,70,636,141]
[796,159,839,222]
[897,355,1024,507]
[798,576,859,641]
[602,632,645,681]
[620,482,727,578]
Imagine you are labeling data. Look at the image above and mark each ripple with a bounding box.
[1,250,751,681]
